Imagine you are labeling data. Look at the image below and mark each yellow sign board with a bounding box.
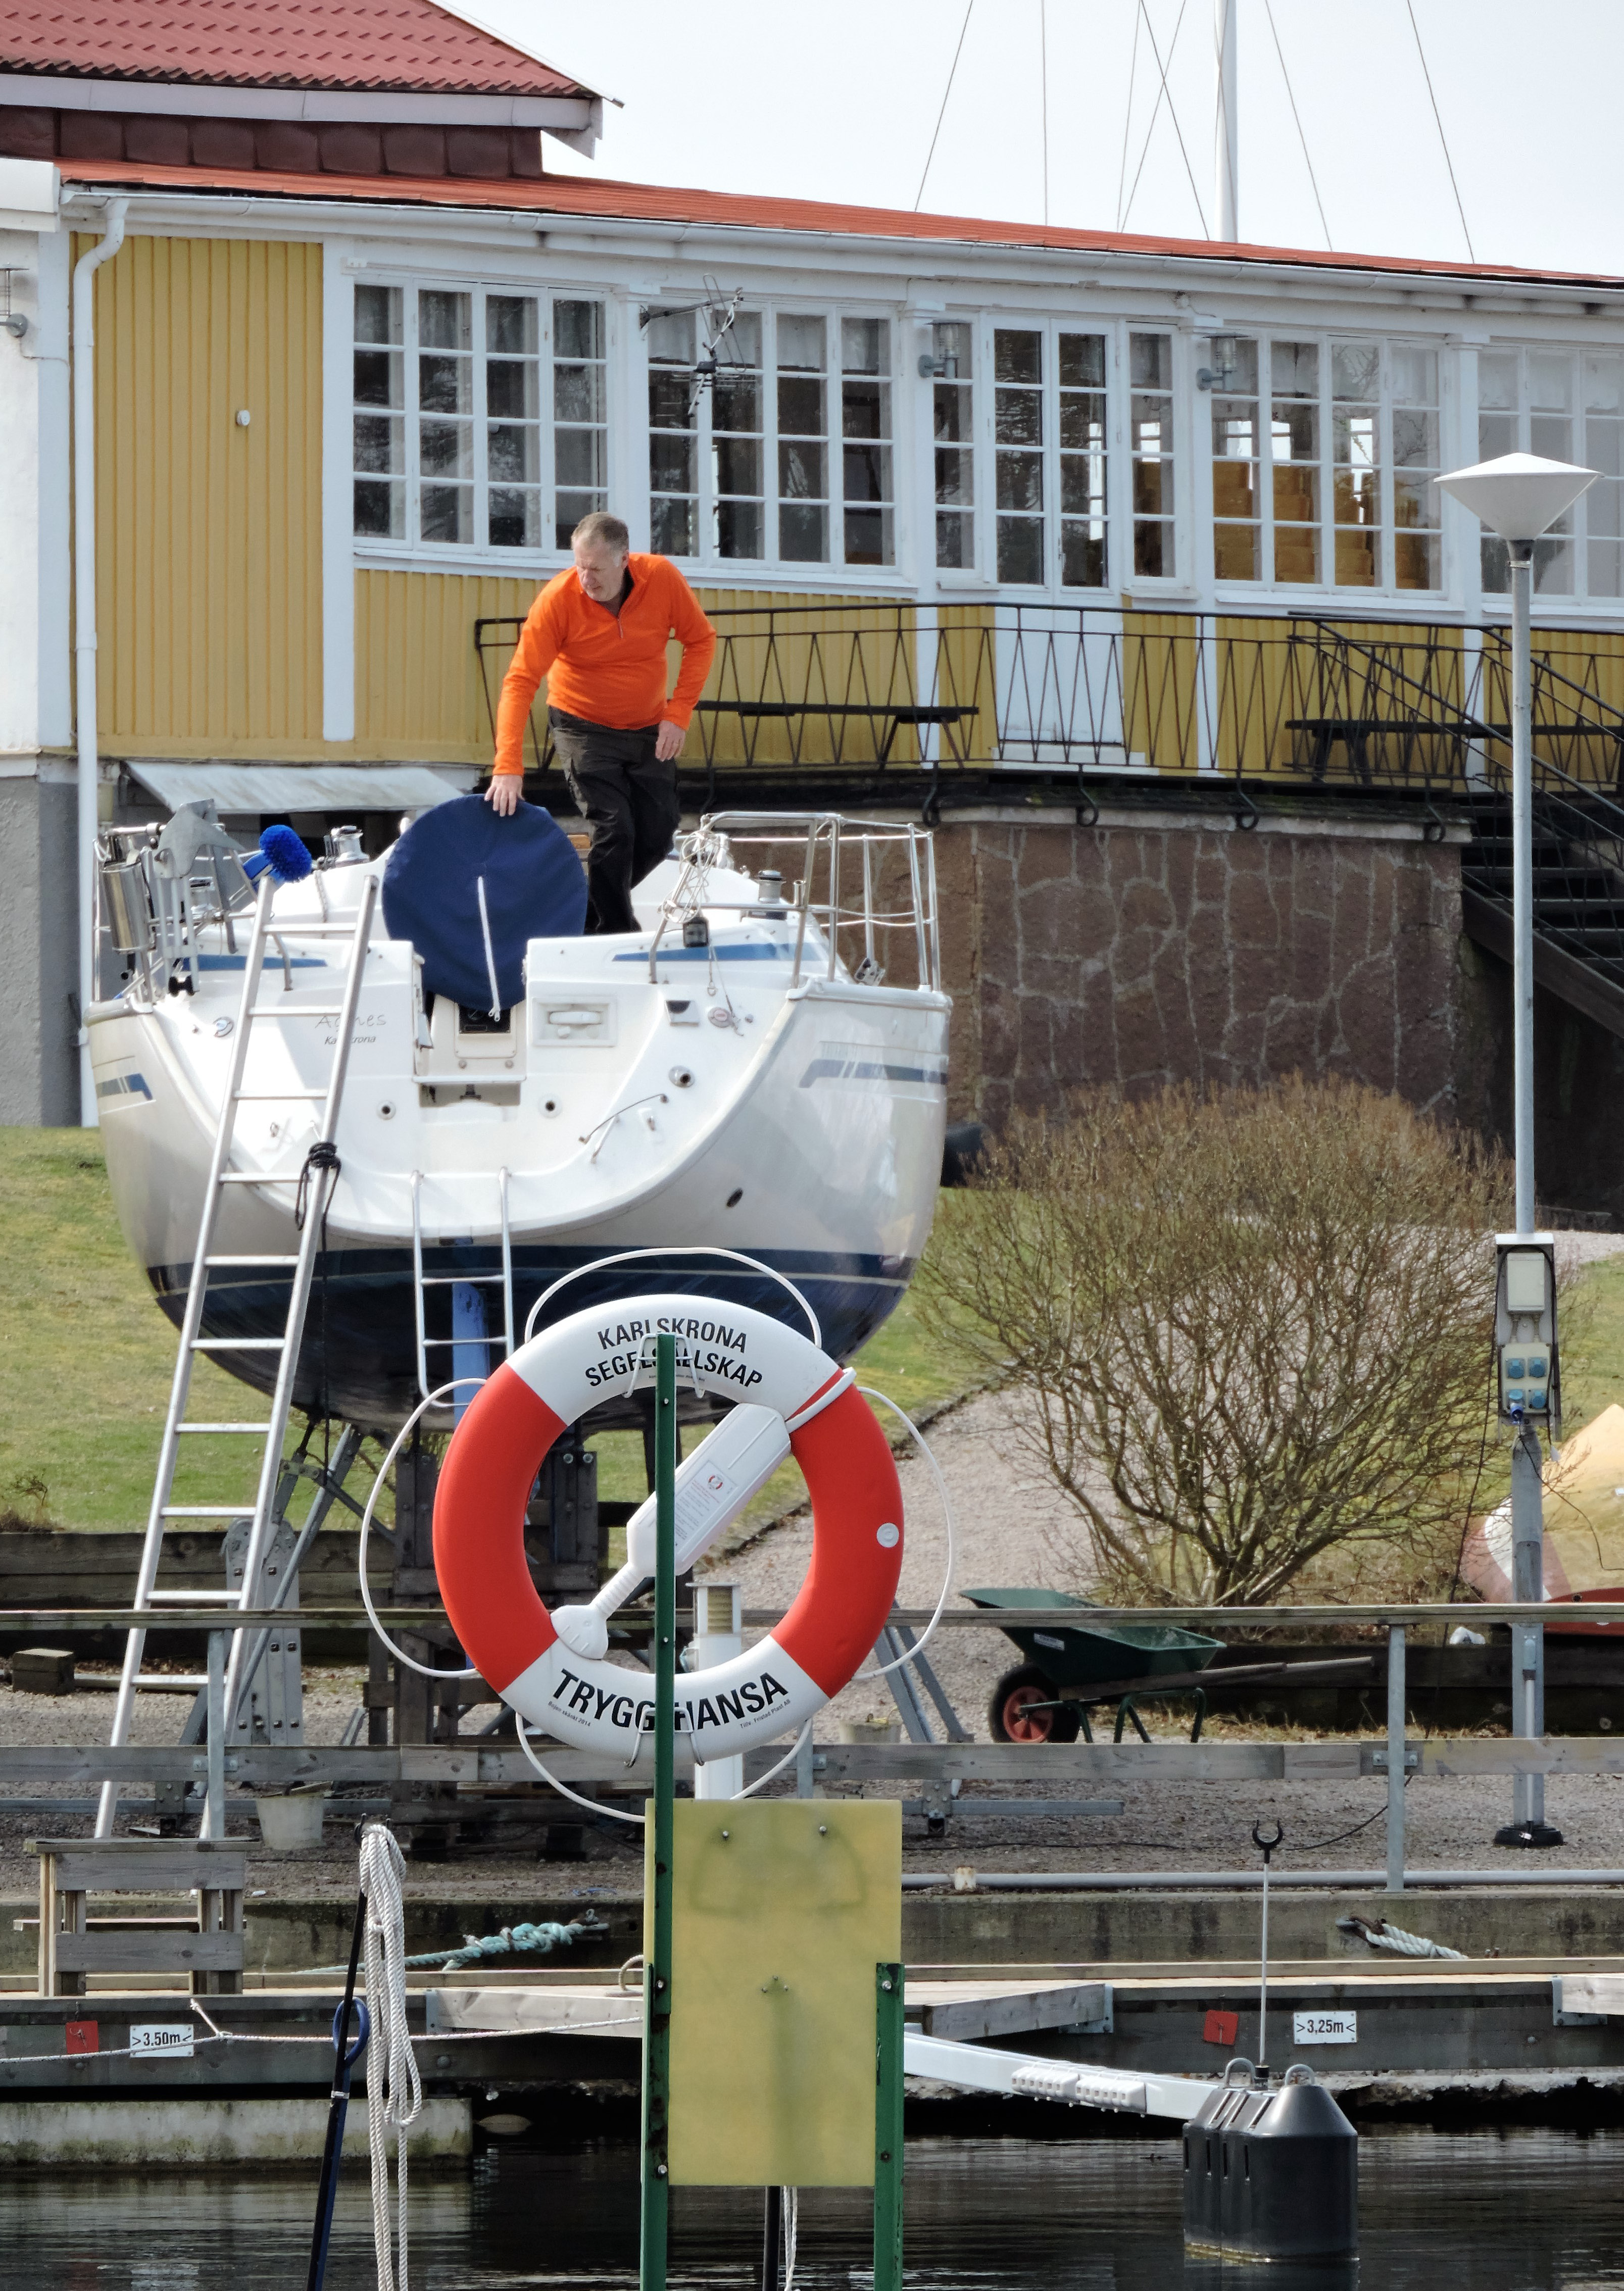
[654,1798,902,2188]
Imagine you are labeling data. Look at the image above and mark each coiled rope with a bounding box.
[360,1824,423,2291]
[1337,1914,1467,1960]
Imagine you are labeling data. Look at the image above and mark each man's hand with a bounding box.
[655,720,686,763]
[485,774,521,816]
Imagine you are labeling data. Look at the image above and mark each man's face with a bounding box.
[574,540,628,603]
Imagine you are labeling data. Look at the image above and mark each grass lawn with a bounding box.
[0,1129,978,1534]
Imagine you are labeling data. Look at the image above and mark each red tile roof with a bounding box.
[51,153,1624,289]
[0,0,591,95]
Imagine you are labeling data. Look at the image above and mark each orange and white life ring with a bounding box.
[433,1294,905,1760]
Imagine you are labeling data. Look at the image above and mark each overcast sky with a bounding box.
[462,0,1624,278]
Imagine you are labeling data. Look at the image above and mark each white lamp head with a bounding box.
[1436,452,1598,542]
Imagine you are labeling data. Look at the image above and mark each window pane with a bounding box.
[1531,414,1573,461]
[1536,532,1575,593]
[353,478,403,538]
[487,423,539,484]
[780,440,827,499]
[419,355,470,415]
[354,413,402,474]
[996,451,1043,512]
[1059,332,1105,389]
[933,321,972,378]
[780,502,828,561]
[937,447,973,507]
[487,360,537,420]
[1134,521,1169,577]
[489,489,540,549]
[779,376,825,434]
[355,284,401,346]
[1272,339,1317,397]
[995,388,1042,445]
[778,313,826,371]
[554,365,604,424]
[1391,345,1437,406]
[716,500,764,558]
[1130,331,1171,389]
[720,309,762,368]
[648,369,694,429]
[844,441,892,503]
[1530,353,1573,412]
[1479,411,1517,459]
[1060,525,1106,587]
[420,419,471,477]
[995,328,1042,385]
[1215,524,1259,579]
[420,290,470,352]
[1479,352,1518,412]
[651,496,698,555]
[845,506,893,565]
[1393,409,1439,467]
[1059,390,1106,450]
[1586,356,1624,415]
[842,379,890,440]
[937,511,973,569]
[555,427,605,488]
[1210,338,1259,583]
[421,484,472,544]
[842,316,888,375]
[997,516,1044,584]
[647,308,695,364]
[555,298,603,361]
[1332,341,1380,400]
[651,435,697,492]
[354,348,402,409]
[1395,533,1440,590]
[486,295,537,356]
[714,372,762,433]
[714,436,762,495]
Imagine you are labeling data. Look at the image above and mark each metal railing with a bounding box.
[473,604,1624,803]
[648,812,942,992]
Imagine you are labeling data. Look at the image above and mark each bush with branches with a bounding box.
[917,1081,1504,1605]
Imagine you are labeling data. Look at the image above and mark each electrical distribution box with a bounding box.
[1494,1232,1559,1429]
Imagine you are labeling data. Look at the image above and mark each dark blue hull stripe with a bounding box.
[149,1244,915,1431]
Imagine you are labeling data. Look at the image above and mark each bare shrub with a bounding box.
[916,1081,1504,1605]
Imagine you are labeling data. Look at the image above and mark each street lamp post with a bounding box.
[1437,454,1597,1846]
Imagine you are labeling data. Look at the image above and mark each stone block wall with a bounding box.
[932,804,1469,1130]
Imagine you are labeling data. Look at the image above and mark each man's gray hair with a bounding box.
[572,510,630,555]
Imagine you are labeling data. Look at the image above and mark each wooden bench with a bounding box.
[27,1836,246,1997]
[693,699,978,765]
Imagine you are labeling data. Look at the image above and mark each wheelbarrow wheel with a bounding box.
[989,1664,1080,1745]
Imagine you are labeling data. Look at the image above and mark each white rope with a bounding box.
[521,1245,822,1348]
[517,1714,647,1826]
[730,1719,813,1803]
[360,1824,422,2291]
[1340,1914,1467,1961]
[782,2186,799,2291]
[850,1387,957,1681]
[475,874,501,1020]
[358,1381,482,1680]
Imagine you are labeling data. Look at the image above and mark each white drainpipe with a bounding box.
[72,195,128,1126]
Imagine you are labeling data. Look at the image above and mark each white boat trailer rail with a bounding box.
[903,2030,1211,2121]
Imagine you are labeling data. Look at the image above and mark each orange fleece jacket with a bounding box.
[493,554,716,774]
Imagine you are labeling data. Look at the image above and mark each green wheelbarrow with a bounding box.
[965,1586,1224,1745]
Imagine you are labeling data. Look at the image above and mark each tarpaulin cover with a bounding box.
[381,793,586,1011]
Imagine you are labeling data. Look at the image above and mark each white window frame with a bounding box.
[348,273,615,568]
[1202,331,1447,604]
[637,301,902,579]
[1477,342,1624,609]
[967,315,1188,596]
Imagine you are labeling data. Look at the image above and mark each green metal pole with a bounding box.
[873,1961,904,2291]
[640,1333,677,2291]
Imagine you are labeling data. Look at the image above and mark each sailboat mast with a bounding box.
[1214,0,1238,239]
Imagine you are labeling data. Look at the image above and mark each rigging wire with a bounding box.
[1121,0,1209,240]
[1040,0,1050,228]
[914,0,975,213]
[1114,2,1143,232]
[1405,0,1476,263]
[1262,0,1332,251]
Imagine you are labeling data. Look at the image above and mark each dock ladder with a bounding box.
[95,870,379,1836]
[410,1165,515,1413]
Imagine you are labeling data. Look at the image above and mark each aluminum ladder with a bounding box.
[410,1165,515,1412]
[96,870,379,1836]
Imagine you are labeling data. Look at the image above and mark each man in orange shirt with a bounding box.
[487,511,715,933]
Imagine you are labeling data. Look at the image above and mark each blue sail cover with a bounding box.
[381,794,586,1010]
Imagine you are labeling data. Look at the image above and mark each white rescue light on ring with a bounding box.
[550,1404,794,1662]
